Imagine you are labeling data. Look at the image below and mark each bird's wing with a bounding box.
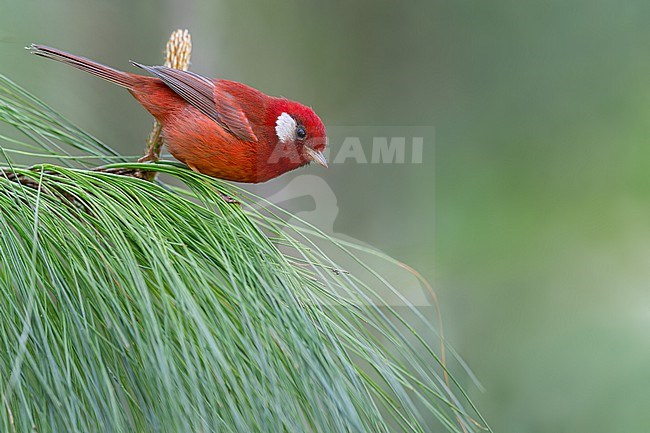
[130,62,258,142]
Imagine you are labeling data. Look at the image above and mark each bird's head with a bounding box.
[267,98,328,170]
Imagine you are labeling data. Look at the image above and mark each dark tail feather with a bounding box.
[27,44,135,88]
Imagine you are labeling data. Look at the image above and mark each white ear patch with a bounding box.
[275,112,297,143]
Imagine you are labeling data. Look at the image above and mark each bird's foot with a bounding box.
[137,152,158,164]
[219,191,240,206]
[186,163,239,205]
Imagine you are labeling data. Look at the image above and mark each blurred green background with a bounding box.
[2,1,650,431]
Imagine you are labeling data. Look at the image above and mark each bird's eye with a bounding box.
[296,126,307,140]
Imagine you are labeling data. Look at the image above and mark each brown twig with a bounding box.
[0,163,159,214]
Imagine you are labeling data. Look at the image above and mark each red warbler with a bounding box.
[28,44,328,183]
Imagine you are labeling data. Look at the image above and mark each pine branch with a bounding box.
[0,34,489,433]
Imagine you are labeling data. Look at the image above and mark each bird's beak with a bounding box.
[304,147,328,168]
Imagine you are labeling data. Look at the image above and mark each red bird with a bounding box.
[28,44,327,183]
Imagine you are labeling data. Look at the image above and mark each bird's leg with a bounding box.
[134,122,165,181]
[187,163,239,205]
[138,122,163,164]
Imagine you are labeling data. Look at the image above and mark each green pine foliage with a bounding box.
[0,75,489,433]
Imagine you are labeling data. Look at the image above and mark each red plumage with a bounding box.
[28,44,327,183]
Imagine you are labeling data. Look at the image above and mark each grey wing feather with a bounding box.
[130,62,257,142]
